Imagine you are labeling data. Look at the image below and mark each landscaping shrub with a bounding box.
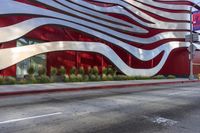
[27,65,35,77]
[50,67,57,77]
[113,75,127,81]
[127,76,135,80]
[70,74,78,82]
[167,75,176,79]
[93,66,99,76]
[83,75,89,81]
[153,75,166,79]
[134,76,151,80]
[89,74,97,81]
[78,66,85,75]
[59,66,66,76]
[102,74,107,81]
[107,67,114,75]
[38,75,50,83]
[63,74,70,82]
[4,76,16,84]
[107,74,113,81]
[70,66,76,75]
[198,74,200,80]
[27,77,37,84]
[77,74,83,82]
[87,66,92,74]
[50,67,58,82]
[118,75,128,80]
[38,66,46,76]
[0,76,4,84]
[102,67,108,75]
[18,79,28,84]
[96,75,101,81]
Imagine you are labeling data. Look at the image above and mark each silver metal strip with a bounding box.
[0,17,189,57]
[0,16,189,44]
[0,1,136,32]
[35,0,147,33]
[0,18,160,61]
[53,0,144,32]
[137,0,189,10]
[73,0,190,30]
[123,0,190,20]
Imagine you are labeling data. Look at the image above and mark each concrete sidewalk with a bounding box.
[0,78,199,96]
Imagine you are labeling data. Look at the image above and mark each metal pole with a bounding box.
[189,6,195,80]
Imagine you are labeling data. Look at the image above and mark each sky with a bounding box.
[194,0,200,4]
[194,0,200,5]
[193,0,200,11]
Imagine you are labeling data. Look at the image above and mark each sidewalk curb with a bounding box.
[0,80,199,96]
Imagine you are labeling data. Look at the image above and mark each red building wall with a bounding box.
[0,0,199,77]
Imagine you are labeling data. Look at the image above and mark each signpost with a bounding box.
[185,33,199,42]
[187,4,200,80]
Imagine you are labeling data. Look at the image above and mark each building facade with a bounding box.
[0,0,199,77]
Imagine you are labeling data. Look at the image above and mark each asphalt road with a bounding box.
[0,83,200,133]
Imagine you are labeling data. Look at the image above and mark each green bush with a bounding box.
[59,66,66,76]
[70,74,78,82]
[17,79,28,84]
[63,74,70,82]
[38,66,46,76]
[89,74,97,81]
[107,67,114,75]
[102,67,108,75]
[27,65,35,77]
[83,75,89,81]
[96,75,101,81]
[77,74,83,82]
[38,75,50,83]
[167,75,176,79]
[134,76,151,80]
[78,66,85,75]
[92,66,99,76]
[0,76,4,84]
[127,76,135,80]
[87,66,92,74]
[153,75,166,79]
[4,76,16,84]
[50,67,58,82]
[27,77,37,84]
[50,67,57,77]
[102,74,107,81]
[107,74,113,80]
[117,75,128,80]
[70,66,76,75]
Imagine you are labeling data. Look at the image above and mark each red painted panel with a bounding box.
[159,48,190,76]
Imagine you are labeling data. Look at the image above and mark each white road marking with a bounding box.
[0,112,62,124]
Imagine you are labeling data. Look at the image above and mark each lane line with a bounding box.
[0,112,62,124]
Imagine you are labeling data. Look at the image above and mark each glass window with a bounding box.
[16,38,46,78]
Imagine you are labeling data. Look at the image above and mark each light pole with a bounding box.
[189,2,200,80]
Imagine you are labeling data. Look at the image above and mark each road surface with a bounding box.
[0,83,200,133]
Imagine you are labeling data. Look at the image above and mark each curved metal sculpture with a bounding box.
[0,0,196,76]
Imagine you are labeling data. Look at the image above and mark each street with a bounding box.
[0,83,200,133]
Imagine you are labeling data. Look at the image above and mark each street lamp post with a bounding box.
[189,2,200,80]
